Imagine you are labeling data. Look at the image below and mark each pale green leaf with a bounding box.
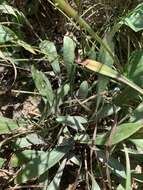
[89,173,101,190]
[39,40,60,73]
[0,116,25,134]
[17,40,36,54]
[63,35,76,75]
[122,3,143,32]
[78,81,89,99]
[31,66,54,106]
[0,24,17,43]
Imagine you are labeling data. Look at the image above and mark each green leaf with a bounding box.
[0,116,25,134]
[78,81,89,99]
[31,66,54,106]
[129,139,143,151]
[96,123,143,145]
[80,123,143,145]
[127,50,143,87]
[63,35,76,75]
[0,24,17,43]
[97,150,126,179]
[47,158,67,190]
[82,59,143,95]
[122,3,143,32]
[56,116,87,131]
[0,3,24,21]
[96,104,120,119]
[39,40,60,74]
[116,184,125,190]
[15,138,74,183]
[13,133,45,149]
[96,29,115,110]
[11,150,42,167]
[124,145,132,190]
[129,102,143,124]
[17,40,36,54]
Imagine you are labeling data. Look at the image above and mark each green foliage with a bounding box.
[0,0,143,189]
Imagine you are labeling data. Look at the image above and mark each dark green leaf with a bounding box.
[15,138,74,183]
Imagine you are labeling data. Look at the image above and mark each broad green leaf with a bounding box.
[80,123,143,145]
[31,66,54,106]
[15,138,74,183]
[11,150,42,167]
[96,123,143,145]
[0,116,25,134]
[81,59,143,95]
[121,3,143,32]
[47,158,66,190]
[63,35,76,75]
[78,81,89,99]
[39,40,60,74]
[0,24,17,43]
[13,133,45,149]
[56,116,87,131]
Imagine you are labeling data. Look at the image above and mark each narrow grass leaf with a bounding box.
[89,173,101,190]
[17,40,36,54]
[123,144,132,190]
